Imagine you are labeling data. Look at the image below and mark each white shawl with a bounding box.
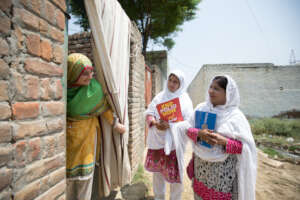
[187,75,257,200]
[145,70,193,182]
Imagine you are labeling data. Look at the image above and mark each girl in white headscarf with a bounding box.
[185,75,257,200]
[144,70,193,200]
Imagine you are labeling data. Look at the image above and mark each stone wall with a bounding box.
[188,63,300,118]
[68,23,146,174]
[0,0,67,199]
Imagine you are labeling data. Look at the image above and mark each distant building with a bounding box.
[188,63,300,118]
[146,51,169,97]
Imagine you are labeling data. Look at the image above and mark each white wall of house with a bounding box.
[188,63,300,117]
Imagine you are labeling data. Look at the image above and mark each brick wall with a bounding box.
[68,23,146,174]
[128,23,146,173]
[0,0,67,199]
[68,32,93,64]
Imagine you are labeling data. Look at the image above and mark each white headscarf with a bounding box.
[189,75,257,200]
[144,70,193,182]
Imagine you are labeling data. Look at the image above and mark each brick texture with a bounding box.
[56,9,65,30]
[26,34,41,56]
[0,59,10,80]
[14,120,47,140]
[0,103,11,120]
[0,0,12,14]
[40,78,51,100]
[0,38,9,56]
[0,167,13,191]
[0,81,9,101]
[24,59,63,76]
[12,102,39,120]
[41,39,52,61]
[14,7,40,31]
[50,27,64,43]
[52,45,63,64]
[0,122,12,143]
[42,101,64,116]
[0,145,12,166]
[1,1,66,199]
[30,0,42,16]
[0,15,11,35]
[14,179,40,200]
[25,75,40,99]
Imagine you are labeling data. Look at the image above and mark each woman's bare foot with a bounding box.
[114,123,126,134]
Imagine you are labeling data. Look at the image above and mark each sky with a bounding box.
[68,0,300,86]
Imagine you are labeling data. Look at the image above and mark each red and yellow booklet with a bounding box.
[156,97,183,122]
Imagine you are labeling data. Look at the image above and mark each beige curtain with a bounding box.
[84,0,131,197]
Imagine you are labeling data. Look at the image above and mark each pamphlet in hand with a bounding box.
[195,111,217,148]
[156,97,183,122]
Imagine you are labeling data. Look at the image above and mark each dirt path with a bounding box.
[144,143,300,200]
[256,150,300,200]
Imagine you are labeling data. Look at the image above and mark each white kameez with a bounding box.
[144,70,193,200]
[177,75,257,200]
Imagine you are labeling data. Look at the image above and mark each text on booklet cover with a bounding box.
[156,97,183,122]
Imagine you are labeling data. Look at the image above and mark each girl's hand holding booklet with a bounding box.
[195,111,217,148]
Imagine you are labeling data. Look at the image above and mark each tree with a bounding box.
[69,0,201,55]
[69,0,90,31]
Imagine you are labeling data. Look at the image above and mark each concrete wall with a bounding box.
[188,63,300,118]
[0,0,67,199]
[68,24,146,174]
[146,51,168,97]
[151,64,163,97]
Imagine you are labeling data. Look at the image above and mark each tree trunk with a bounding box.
[142,17,151,57]
[142,36,148,57]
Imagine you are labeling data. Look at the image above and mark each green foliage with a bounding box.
[163,38,175,50]
[69,0,90,31]
[68,0,202,54]
[288,145,300,152]
[261,147,284,159]
[249,118,300,137]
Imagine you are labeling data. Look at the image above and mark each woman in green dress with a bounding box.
[66,53,125,200]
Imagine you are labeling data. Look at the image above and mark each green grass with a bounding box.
[132,164,151,186]
[288,145,300,152]
[249,118,300,141]
[261,147,284,159]
[251,118,300,162]
[254,134,287,146]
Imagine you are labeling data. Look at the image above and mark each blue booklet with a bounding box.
[195,111,217,148]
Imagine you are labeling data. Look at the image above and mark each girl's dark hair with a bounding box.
[213,76,228,90]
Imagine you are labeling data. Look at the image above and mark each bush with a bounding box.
[249,118,299,137]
